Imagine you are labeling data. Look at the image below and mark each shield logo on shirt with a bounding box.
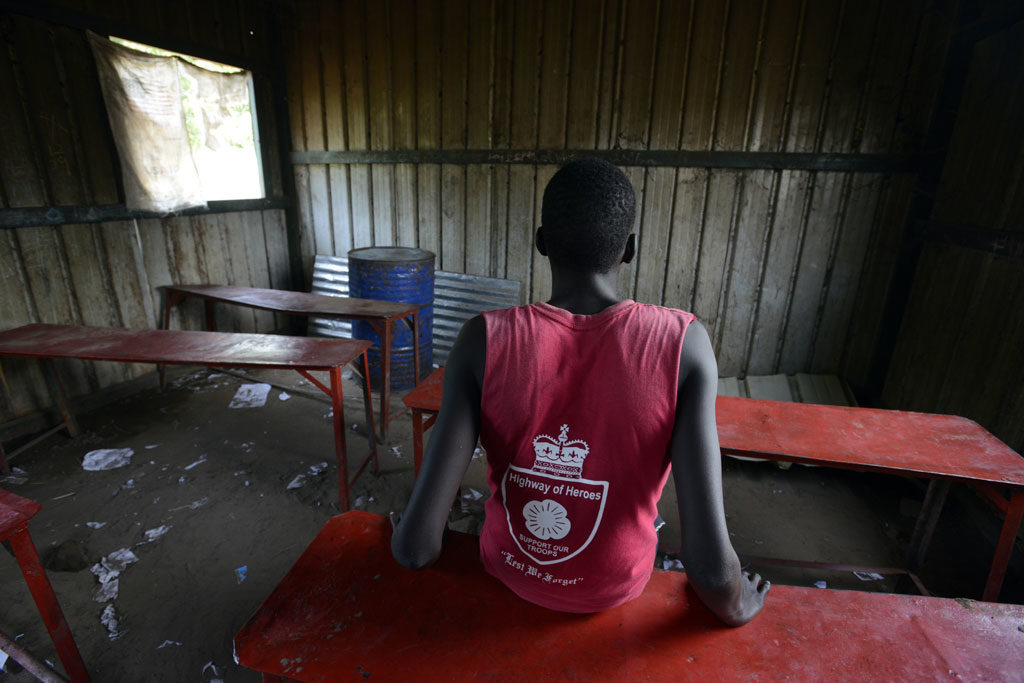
[500,424,608,565]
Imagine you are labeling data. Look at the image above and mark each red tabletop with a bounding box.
[0,488,41,537]
[401,368,1024,488]
[401,366,444,410]
[0,324,372,372]
[717,395,1024,487]
[235,511,1024,681]
[163,284,419,321]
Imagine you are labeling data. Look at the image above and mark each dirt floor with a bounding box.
[1,367,1021,680]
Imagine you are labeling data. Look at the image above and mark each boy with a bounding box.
[392,158,768,626]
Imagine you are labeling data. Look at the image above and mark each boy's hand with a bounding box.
[718,571,769,626]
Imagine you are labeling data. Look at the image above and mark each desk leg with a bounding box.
[361,352,379,474]
[329,367,350,512]
[381,319,391,443]
[42,360,79,438]
[983,489,1024,602]
[412,409,424,476]
[204,300,216,331]
[7,526,90,682]
[412,310,421,383]
[159,291,185,388]
[906,479,950,572]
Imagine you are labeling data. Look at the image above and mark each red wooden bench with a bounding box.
[0,488,89,682]
[161,284,423,442]
[403,367,1024,601]
[234,511,1024,681]
[0,324,376,511]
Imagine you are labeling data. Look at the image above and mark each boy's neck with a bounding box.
[545,267,625,315]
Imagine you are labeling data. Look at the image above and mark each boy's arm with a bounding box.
[391,315,486,570]
[670,321,769,626]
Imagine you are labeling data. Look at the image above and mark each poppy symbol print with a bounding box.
[501,425,608,565]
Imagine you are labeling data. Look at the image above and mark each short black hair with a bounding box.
[540,158,636,272]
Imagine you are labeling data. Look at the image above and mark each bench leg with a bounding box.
[983,489,1024,602]
[328,367,350,512]
[906,479,950,572]
[7,526,90,682]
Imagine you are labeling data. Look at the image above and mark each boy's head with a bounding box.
[540,158,636,273]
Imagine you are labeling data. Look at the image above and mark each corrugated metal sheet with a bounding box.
[284,0,955,386]
[309,255,520,365]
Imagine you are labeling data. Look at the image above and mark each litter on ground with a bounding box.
[228,383,271,409]
[83,448,134,471]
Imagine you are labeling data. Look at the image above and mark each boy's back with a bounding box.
[478,300,693,612]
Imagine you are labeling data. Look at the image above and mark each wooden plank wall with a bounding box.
[0,1,289,423]
[285,0,953,384]
[884,17,1024,452]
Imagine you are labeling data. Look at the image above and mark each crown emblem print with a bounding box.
[531,424,590,479]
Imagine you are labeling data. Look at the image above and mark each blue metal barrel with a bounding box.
[348,247,434,391]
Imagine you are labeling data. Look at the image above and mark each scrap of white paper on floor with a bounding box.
[228,383,271,409]
[83,448,134,471]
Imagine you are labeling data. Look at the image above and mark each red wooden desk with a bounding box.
[0,324,376,511]
[161,284,422,442]
[403,367,1024,601]
[1,488,89,682]
[235,511,1024,681]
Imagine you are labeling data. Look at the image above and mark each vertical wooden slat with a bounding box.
[464,0,495,277]
[777,172,845,373]
[634,0,690,306]
[505,0,542,300]
[321,0,353,258]
[52,25,119,204]
[298,2,331,260]
[819,0,882,152]
[747,170,811,374]
[392,0,418,249]
[594,0,622,150]
[8,16,86,205]
[840,174,914,388]
[531,165,558,303]
[0,16,46,207]
[530,0,573,299]
[0,232,49,416]
[811,175,883,371]
[367,0,396,247]
[565,0,607,149]
[343,0,373,249]
[261,209,291,330]
[136,217,175,324]
[717,170,774,375]
[661,168,707,311]
[858,0,925,153]
[440,0,469,273]
[416,0,442,263]
[690,170,741,347]
[489,0,515,277]
[615,167,643,301]
[224,211,260,332]
[13,227,90,396]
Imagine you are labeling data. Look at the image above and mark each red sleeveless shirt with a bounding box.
[478,300,695,612]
